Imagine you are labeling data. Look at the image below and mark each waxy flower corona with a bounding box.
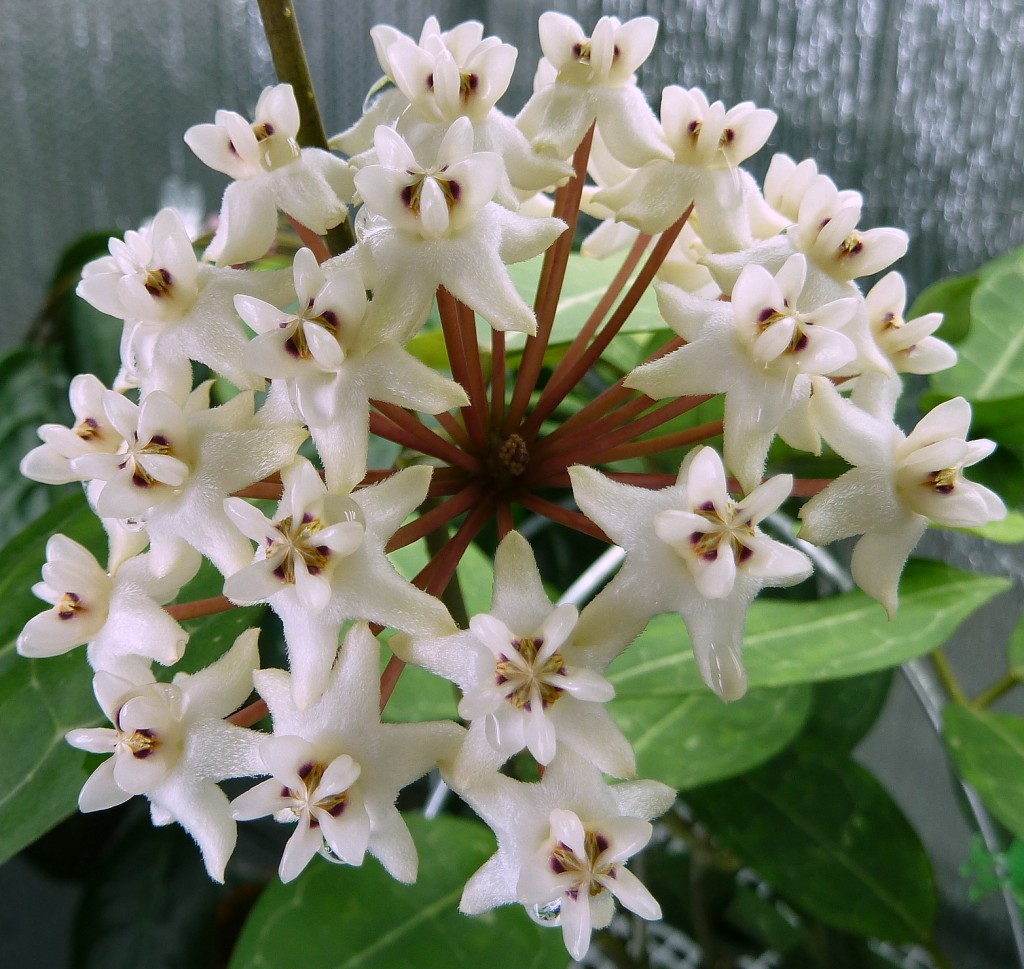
[16,8,1005,963]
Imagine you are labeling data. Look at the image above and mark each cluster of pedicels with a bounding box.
[17,12,1004,961]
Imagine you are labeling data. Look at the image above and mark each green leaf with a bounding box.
[798,671,894,754]
[944,705,1024,842]
[908,273,978,345]
[607,561,1009,695]
[228,813,567,969]
[952,510,1024,544]
[686,748,937,942]
[930,264,1024,401]
[609,685,812,789]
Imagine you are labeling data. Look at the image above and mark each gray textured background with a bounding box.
[2,1,1023,966]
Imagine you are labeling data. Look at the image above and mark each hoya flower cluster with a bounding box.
[18,11,1004,962]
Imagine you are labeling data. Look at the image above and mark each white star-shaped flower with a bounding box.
[185,84,355,266]
[354,119,566,341]
[70,385,306,577]
[76,208,293,394]
[393,531,632,777]
[799,381,1005,616]
[235,247,468,491]
[455,750,674,962]
[517,13,670,168]
[570,450,811,701]
[231,622,464,884]
[592,86,776,239]
[66,628,264,881]
[627,254,858,490]
[17,535,199,675]
[224,462,455,709]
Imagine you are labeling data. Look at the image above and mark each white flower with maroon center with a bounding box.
[592,86,776,240]
[184,83,354,266]
[354,118,565,339]
[570,454,811,702]
[455,750,673,962]
[520,809,661,960]
[627,254,858,490]
[224,457,365,614]
[235,247,468,491]
[655,447,811,601]
[800,381,1005,616]
[70,385,306,577]
[17,534,195,674]
[76,208,292,395]
[65,629,264,881]
[21,375,125,486]
[517,13,670,168]
[231,623,464,884]
[392,532,631,775]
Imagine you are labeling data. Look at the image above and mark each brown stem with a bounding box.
[521,232,651,439]
[790,478,834,498]
[491,330,506,429]
[233,482,285,500]
[496,499,514,540]
[532,470,677,489]
[229,698,269,728]
[435,410,474,451]
[546,394,712,473]
[385,482,485,552]
[286,214,331,263]
[505,125,595,432]
[543,337,685,448]
[166,596,236,621]
[516,493,610,543]
[380,497,494,709]
[534,393,655,462]
[590,419,724,464]
[524,206,693,429]
[370,405,480,472]
[457,298,490,445]
[436,287,485,450]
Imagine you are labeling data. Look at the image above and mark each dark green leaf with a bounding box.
[609,685,812,789]
[228,813,568,969]
[686,749,937,942]
[607,561,1009,695]
[944,704,1024,842]
[798,672,893,754]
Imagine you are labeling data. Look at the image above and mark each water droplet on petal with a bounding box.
[318,843,348,866]
[528,899,562,926]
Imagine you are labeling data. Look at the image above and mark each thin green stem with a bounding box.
[930,648,970,706]
[973,672,1022,710]
[256,0,355,253]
